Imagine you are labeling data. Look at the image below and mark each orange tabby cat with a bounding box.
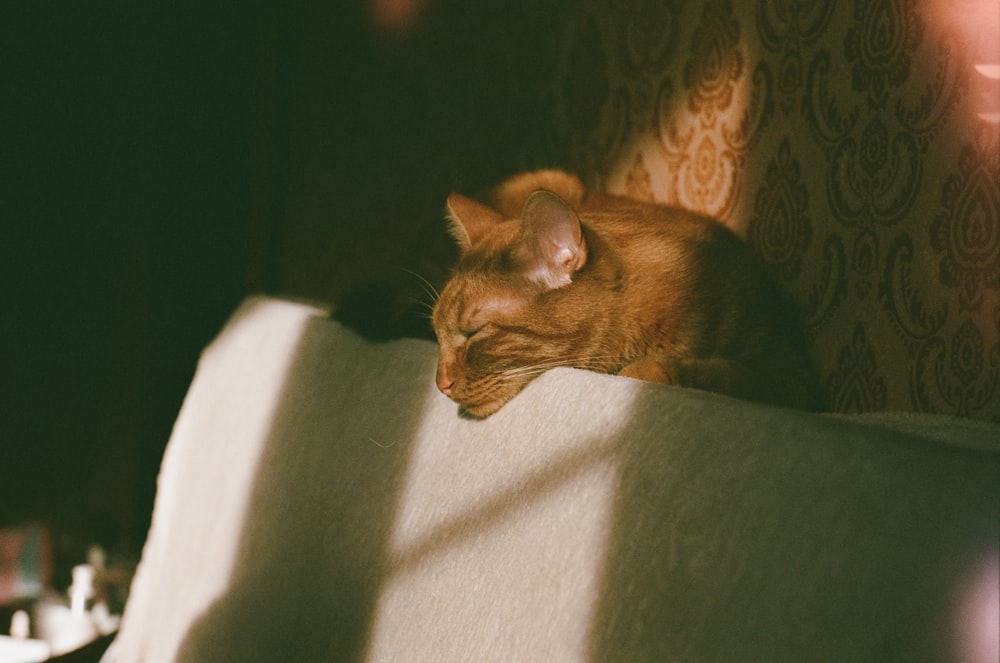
[432,170,823,417]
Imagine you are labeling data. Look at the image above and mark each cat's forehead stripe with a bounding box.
[463,294,526,327]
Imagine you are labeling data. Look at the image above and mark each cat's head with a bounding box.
[432,189,589,417]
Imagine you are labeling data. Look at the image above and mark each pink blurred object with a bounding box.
[0,524,51,605]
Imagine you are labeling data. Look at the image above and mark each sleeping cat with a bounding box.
[431,170,823,417]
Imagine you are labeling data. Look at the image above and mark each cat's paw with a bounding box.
[618,356,677,385]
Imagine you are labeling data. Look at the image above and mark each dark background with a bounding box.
[4,0,271,580]
[2,0,569,584]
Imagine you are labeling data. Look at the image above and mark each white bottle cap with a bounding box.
[69,565,96,616]
[10,610,31,639]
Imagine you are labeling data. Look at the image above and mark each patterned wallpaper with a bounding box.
[551,0,1000,419]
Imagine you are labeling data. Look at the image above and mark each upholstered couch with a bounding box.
[99,297,998,662]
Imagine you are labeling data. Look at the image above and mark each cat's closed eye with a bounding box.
[460,324,488,341]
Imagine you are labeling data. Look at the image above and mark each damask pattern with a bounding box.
[930,134,1000,312]
[746,138,812,282]
[683,1,744,129]
[563,0,1000,419]
[650,1,771,219]
[756,0,836,115]
[843,0,924,109]
[827,324,889,413]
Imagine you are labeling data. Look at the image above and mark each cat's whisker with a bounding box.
[500,365,586,379]
[403,296,436,317]
[511,353,620,369]
[498,355,622,379]
[500,355,622,374]
[494,367,601,386]
[501,363,606,378]
[400,268,441,305]
[499,364,572,378]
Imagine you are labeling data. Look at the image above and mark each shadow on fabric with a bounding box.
[165,306,999,662]
[587,390,1000,662]
[173,314,430,663]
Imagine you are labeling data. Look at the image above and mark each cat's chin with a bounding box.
[457,406,490,420]
[457,398,509,419]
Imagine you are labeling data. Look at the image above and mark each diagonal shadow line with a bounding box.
[172,308,429,663]
[386,434,622,577]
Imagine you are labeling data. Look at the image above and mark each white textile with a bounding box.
[105,297,1000,663]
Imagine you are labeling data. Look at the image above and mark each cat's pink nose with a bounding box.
[437,376,454,397]
[436,362,456,398]
[436,364,455,397]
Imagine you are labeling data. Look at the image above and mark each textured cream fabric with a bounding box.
[105,297,999,662]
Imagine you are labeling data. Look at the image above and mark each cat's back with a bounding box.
[577,190,799,345]
[578,192,751,280]
[581,192,735,244]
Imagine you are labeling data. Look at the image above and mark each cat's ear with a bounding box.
[516,190,588,288]
[445,193,506,249]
